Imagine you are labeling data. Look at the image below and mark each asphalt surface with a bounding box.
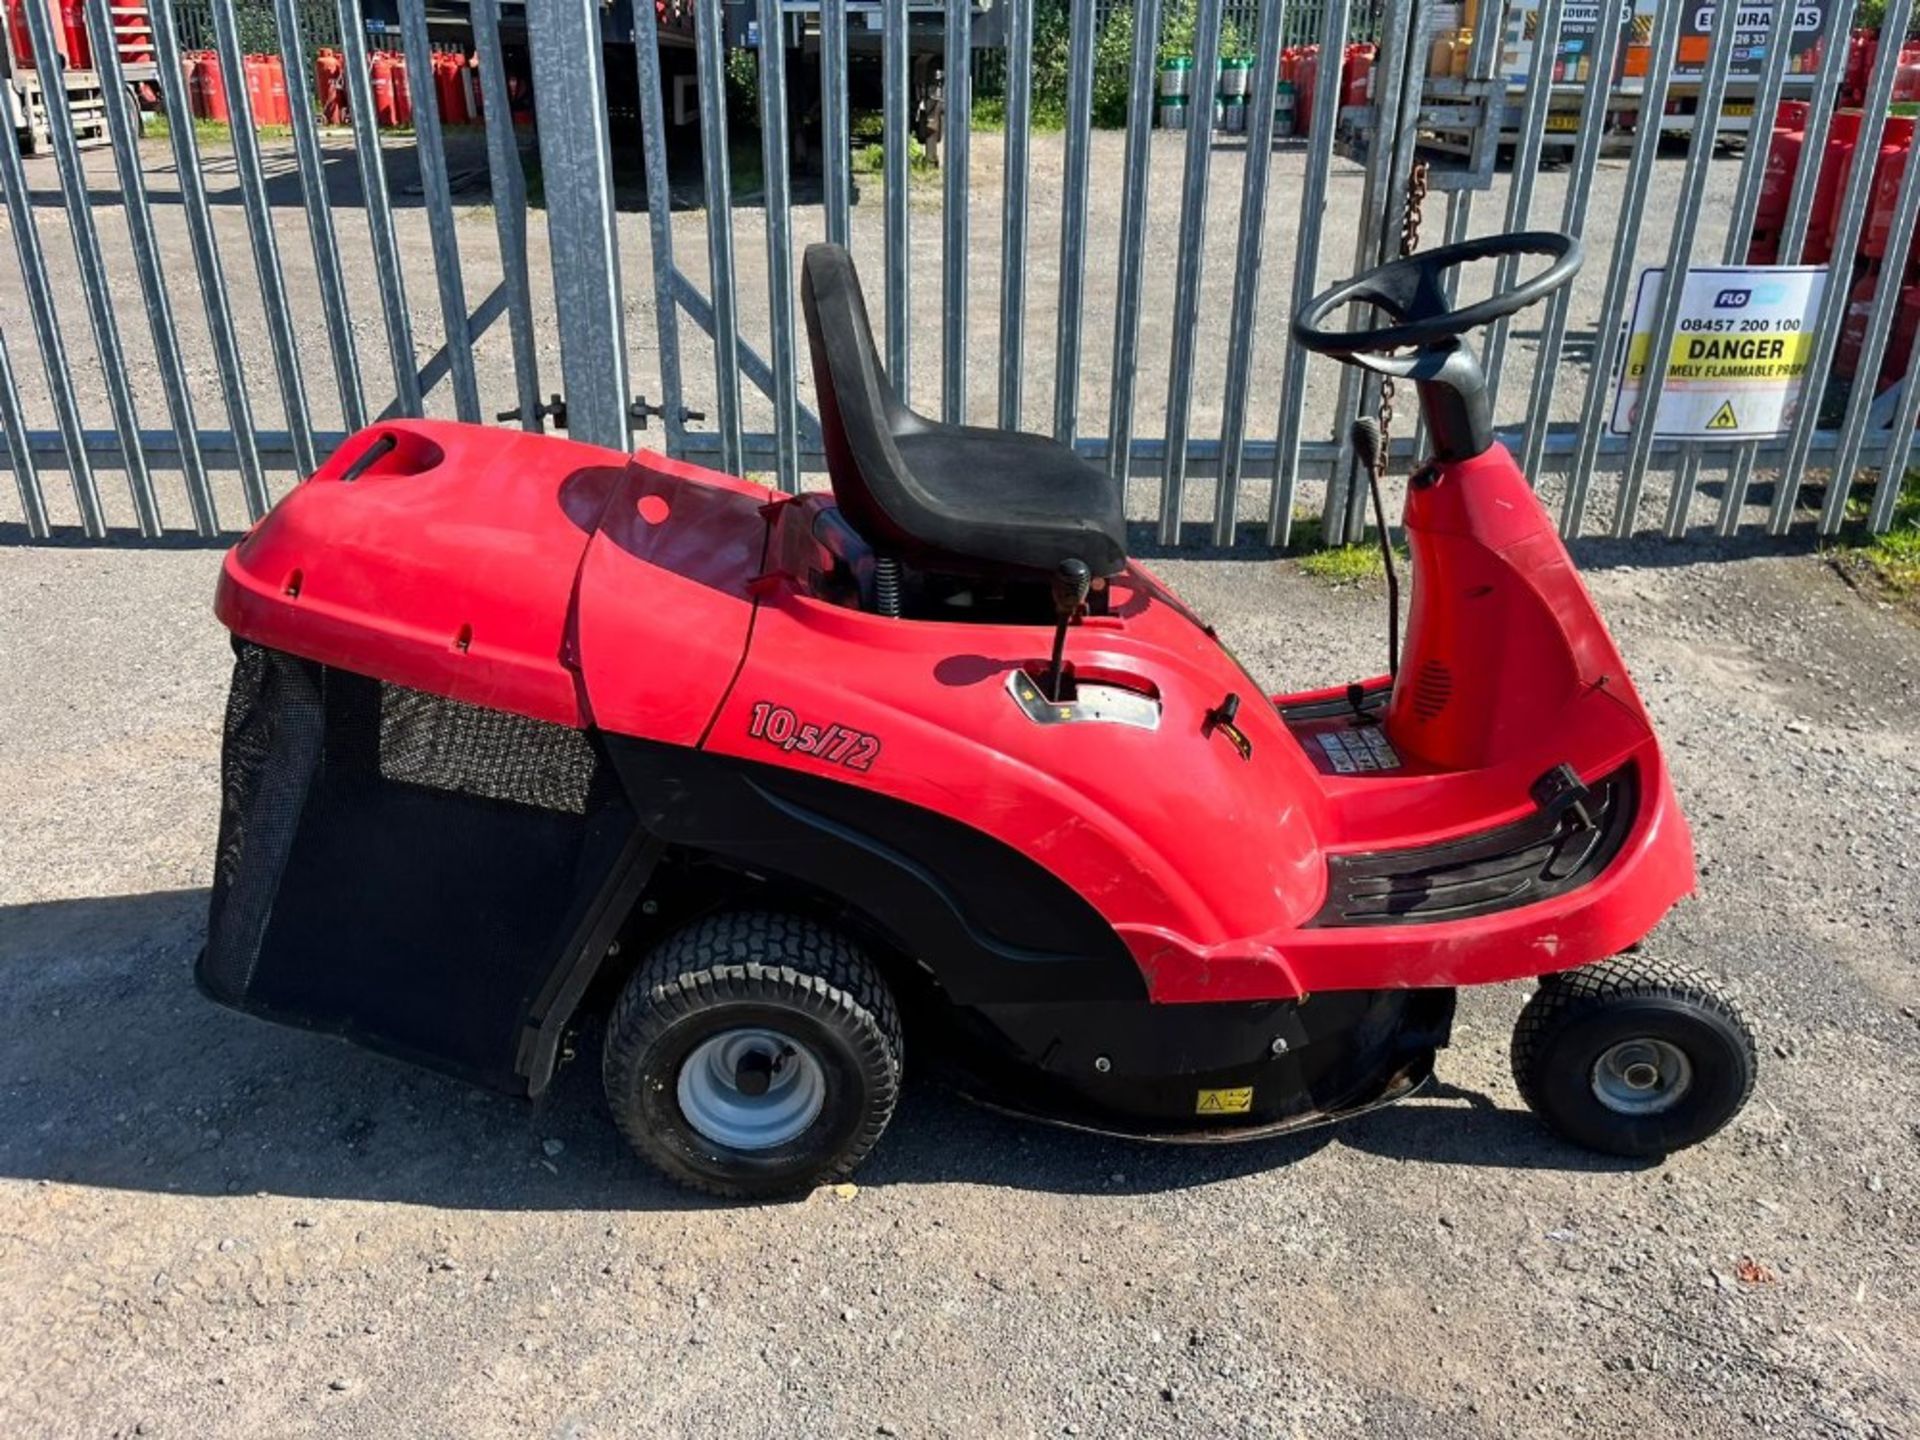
[2,529,1917,1439]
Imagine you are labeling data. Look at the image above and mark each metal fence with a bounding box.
[0,0,1913,547]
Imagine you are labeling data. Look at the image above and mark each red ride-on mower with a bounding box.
[201,239,1755,1198]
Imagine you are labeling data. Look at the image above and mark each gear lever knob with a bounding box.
[1051,558,1092,620]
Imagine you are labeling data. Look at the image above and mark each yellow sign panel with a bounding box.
[1623,330,1817,384]
[1196,1087,1254,1115]
[1706,400,1739,430]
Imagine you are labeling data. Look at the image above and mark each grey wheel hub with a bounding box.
[1590,1037,1693,1116]
[677,1028,826,1150]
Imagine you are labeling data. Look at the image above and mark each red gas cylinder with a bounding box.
[369,48,397,127]
[242,53,266,122]
[192,49,228,123]
[1835,271,1882,379]
[58,0,90,68]
[1776,98,1811,131]
[1806,109,1866,265]
[1844,31,1875,107]
[1865,115,1916,259]
[265,52,289,125]
[1753,121,1805,237]
[315,47,345,124]
[1838,277,1920,389]
[1297,44,1318,136]
[391,50,412,125]
[5,0,32,69]
[1343,44,1374,107]
[1899,44,1920,103]
[431,51,464,123]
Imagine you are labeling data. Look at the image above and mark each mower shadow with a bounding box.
[0,887,1638,1212]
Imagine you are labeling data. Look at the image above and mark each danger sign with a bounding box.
[1610,265,1828,440]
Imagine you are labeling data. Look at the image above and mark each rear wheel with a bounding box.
[602,910,903,1199]
[1512,954,1757,1158]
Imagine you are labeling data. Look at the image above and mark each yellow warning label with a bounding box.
[1706,400,1739,430]
[1196,1087,1254,1115]
[1624,330,1817,383]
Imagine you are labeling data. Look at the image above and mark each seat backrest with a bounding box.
[800,244,921,552]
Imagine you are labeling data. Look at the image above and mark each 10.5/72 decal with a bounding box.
[746,702,883,772]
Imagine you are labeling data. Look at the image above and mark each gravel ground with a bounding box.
[2,529,1916,1439]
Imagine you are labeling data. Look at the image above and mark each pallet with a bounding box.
[7,68,110,156]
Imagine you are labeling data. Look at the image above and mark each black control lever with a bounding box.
[1350,415,1402,680]
[1045,559,1092,702]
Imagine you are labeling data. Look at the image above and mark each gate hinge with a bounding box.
[497,392,569,429]
[628,396,707,432]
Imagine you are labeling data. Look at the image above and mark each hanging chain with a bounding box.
[1375,161,1430,453]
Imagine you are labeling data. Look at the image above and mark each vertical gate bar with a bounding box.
[399,0,481,423]
[1211,0,1288,546]
[335,0,422,415]
[87,0,216,535]
[211,0,318,476]
[1157,0,1227,546]
[1824,132,1920,532]
[0,11,97,530]
[1611,0,1740,538]
[695,0,744,472]
[1333,0,1433,544]
[1718,0,1857,536]
[1517,0,1624,481]
[274,0,365,432]
[1052,0,1094,442]
[1105,0,1164,487]
[1668,0,1795,538]
[19,0,160,534]
[475,0,545,434]
[630,0,683,451]
[527,0,631,449]
[0,327,51,539]
[1778,9,1855,261]
[1268,0,1350,543]
[997,0,1034,431]
[1770,0,1905,535]
[757,0,801,492]
[821,0,852,247]
[883,0,911,389]
[1724,7,1798,261]
[1870,324,1920,530]
[150,0,269,519]
[1479,0,1562,412]
[1556,0,1682,538]
[941,0,973,425]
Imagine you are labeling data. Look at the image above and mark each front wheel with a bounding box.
[602,911,903,1199]
[1511,954,1757,1158]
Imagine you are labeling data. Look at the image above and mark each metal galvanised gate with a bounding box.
[0,0,1913,547]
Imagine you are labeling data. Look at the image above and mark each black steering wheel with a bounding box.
[1292,230,1583,357]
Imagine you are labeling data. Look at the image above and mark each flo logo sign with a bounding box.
[1612,265,1827,440]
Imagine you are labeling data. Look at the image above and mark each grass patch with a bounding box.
[1290,512,1407,586]
[1834,467,1920,597]
[850,137,936,177]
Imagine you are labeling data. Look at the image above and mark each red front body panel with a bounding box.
[216,422,1694,1007]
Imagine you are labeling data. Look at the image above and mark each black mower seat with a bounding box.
[800,243,1127,579]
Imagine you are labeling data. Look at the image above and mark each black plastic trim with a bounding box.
[1308,764,1640,927]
